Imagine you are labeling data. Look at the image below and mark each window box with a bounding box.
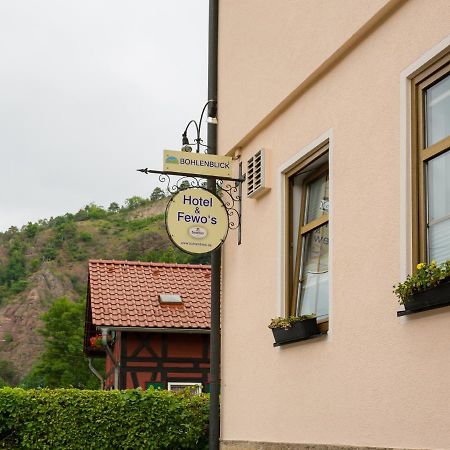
[401,278,450,314]
[271,317,321,347]
[394,261,450,316]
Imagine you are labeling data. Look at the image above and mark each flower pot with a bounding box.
[403,278,450,312]
[271,317,320,346]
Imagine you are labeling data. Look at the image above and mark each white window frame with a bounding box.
[278,130,333,328]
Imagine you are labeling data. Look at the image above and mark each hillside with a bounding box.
[0,194,209,382]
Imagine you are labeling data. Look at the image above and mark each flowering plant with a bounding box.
[268,314,316,329]
[393,260,450,304]
[89,334,103,348]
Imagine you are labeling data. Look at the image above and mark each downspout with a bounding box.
[88,358,104,390]
[101,327,120,390]
[207,1,220,449]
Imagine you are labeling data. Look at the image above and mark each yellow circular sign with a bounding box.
[165,187,229,254]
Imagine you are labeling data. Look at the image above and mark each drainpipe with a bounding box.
[101,327,120,390]
[88,357,104,390]
[207,1,220,449]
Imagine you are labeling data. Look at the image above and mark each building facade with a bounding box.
[218,1,450,449]
[84,260,210,391]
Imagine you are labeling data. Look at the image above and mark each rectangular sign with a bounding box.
[164,150,233,178]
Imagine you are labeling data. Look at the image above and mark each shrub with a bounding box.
[0,388,208,449]
[78,231,93,243]
[0,361,18,388]
[41,244,57,261]
[28,258,41,273]
[124,196,149,210]
[9,279,28,295]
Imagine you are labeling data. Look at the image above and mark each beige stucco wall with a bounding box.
[218,1,450,449]
[218,0,393,152]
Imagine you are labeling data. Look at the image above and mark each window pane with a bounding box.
[305,174,329,224]
[297,224,329,317]
[426,74,450,146]
[427,150,450,222]
[429,218,450,263]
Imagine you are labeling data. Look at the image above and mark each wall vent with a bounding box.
[247,149,268,198]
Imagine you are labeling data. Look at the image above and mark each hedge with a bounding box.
[0,388,208,449]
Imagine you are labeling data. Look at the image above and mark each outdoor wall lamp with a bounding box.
[181,99,217,153]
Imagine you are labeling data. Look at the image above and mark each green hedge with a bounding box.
[0,388,208,449]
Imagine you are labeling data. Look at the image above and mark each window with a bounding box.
[167,382,202,395]
[412,52,450,265]
[287,144,329,324]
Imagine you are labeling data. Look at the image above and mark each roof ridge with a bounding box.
[88,259,211,269]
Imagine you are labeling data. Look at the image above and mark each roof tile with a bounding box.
[88,260,211,330]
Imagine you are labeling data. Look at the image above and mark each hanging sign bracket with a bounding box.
[137,165,245,246]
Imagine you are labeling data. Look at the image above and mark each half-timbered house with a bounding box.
[83,260,210,391]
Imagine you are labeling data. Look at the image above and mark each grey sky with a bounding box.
[0,1,208,231]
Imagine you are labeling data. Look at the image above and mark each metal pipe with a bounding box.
[88,357,104,390]
[101,327,120,390]
[207,0,220,448]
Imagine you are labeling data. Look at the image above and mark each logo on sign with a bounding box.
[165,156,179,164]
[189,226,208,239]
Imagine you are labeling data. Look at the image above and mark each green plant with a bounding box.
[78,231,93,242]
[23,298,104,389]
[268,314,316,329]
[150,187,166,202]
[0,388,209,449]
[393,260,450,304]
[0,361,17,386]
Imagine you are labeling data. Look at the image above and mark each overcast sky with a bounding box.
[0,1,208,231]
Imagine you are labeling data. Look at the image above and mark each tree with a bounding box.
[22,297,103,389]
[125,196,147,210]
[0,360,18,386]
[178,180,191,191]
[150,187,166,202]
[74,204,107,221]
[5,239,27,286]
[108,202,120,213]
[84,203,107,220]
[24,222,39,239]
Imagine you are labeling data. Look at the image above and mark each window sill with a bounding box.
[397,301,450,316]
[273,331,327,347]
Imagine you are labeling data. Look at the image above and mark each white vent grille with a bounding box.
[247,149,268,198]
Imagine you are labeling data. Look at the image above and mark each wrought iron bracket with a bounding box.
[137,166,245,245]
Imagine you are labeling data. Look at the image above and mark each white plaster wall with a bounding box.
[219,0,450,448]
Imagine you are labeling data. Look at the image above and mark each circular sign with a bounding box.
[165,187,229,254]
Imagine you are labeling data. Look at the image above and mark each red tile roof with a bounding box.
[88,260,211,330]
